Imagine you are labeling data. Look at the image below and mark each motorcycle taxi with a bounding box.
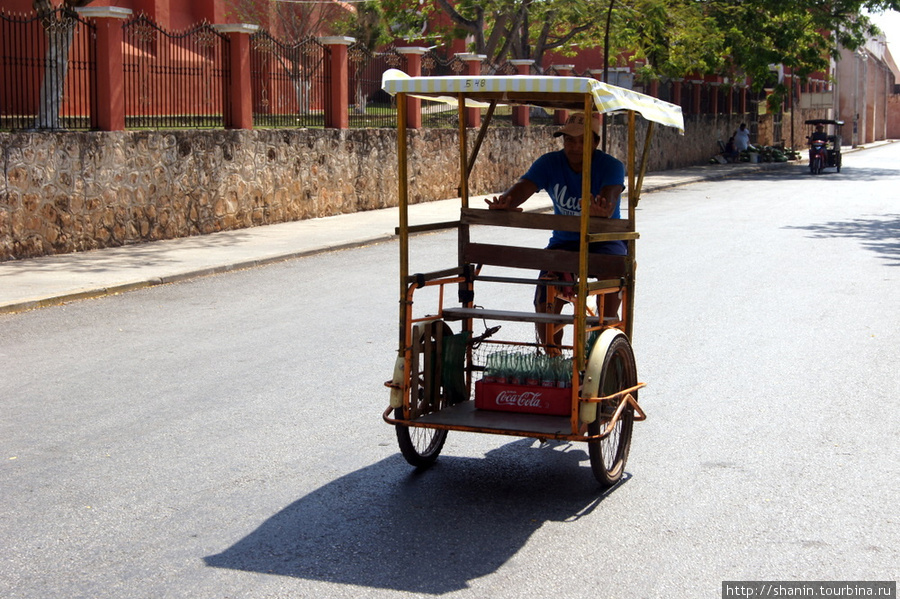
[805,119,843,174]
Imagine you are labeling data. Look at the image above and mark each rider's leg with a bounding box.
[600,291,621,321]
[535,277,567,354]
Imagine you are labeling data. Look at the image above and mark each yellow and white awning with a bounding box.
[381,69,684,133]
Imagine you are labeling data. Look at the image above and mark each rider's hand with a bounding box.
[485,194,522,211]
[588,194,614,218]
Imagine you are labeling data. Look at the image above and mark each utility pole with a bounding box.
[602,0,614,152]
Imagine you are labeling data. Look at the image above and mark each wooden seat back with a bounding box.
[460,208,629,278]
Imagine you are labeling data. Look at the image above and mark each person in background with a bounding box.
[724,136,739,163]
[734,123,751,153]
[810,124,828,143]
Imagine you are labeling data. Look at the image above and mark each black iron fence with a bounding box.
[417,50,466,128]
[123,15,230,129]
[250,31,329,128]
[0,7,97,131]
[348,42,403,128]
[1,8,756,133]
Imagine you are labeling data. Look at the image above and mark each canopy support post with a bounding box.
[467,101,496,179]
[397,92,409,354]
[625,110,637,341]
[575,94,593,373]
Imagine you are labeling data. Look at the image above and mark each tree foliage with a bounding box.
[332,1,392,113]
[611,0,728,78]
[332,0,392,49]
[381,0,900,93]
[381,0,613,65]
[223,1,390,49]
[223,0,349,40]
[32,0,93,13]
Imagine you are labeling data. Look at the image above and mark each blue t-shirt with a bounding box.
[523,149,626,252]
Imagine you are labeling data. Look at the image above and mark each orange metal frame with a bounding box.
[383,383,646,442]
[388,86,650,442]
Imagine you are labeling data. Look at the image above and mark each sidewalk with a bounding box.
[0,147,875,315]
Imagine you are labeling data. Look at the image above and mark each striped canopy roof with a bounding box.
[381,69,684,134]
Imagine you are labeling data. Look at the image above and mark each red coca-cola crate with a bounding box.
[474,380,572,416]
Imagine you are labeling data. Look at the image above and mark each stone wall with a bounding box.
[1,115,749,262]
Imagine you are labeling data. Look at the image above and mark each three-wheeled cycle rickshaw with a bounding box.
[381,71,684,487]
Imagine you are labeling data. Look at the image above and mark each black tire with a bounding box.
[810,157,822,174]
[587,335,636,487]
[395,320,452,468]
[395,410,448,468]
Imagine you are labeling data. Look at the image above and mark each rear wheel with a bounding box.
[395,320,452,468]
[395,411,448,468]
[588,335,637,487]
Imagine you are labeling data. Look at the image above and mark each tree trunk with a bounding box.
[34,2,87,129]
[34,10,77,130]
[354,74,367,115]
[290,63,311,113]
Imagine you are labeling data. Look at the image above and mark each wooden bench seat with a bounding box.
[464,242,627,278]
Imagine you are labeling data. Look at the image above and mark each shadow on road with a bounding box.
[783,214,900,266]
[713,164,899,183]
[205,438,624,594]
[0,230,255,275]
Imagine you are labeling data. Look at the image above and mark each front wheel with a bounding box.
[810,157,822,174]
[587,334,637,487]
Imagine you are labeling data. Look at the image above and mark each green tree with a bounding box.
[708,0,898,108]
[225,0,389,113]
[333,1,392,113]
[223,0,348,40]
[608,0,900,108]
[223,0,353,113]
[380,0,900,107]
[381,0,611,66]
[611,0,728,79]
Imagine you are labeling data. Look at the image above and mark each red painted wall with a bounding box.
[1,0,232,29]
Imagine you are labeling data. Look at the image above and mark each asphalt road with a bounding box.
[1,144,898,598]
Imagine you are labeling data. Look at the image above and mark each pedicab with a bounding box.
[805,119,843,174]
[381,70,684,487]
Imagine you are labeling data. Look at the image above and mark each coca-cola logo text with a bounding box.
[495,390,546,408]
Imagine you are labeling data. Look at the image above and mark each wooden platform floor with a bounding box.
[414,401,578,437]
